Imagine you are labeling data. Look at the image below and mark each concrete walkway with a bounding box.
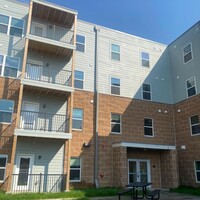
[90,191,200,200]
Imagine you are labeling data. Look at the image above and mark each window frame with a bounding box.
[141,51,150,68]
[110,113,122,134]
[111,43,120,61]
[183,43,193,64]
[186,77,197,98]
[144,117,154,137]
[0,14,24,37]
[0,154,8,182]
[0,99,14,124]
[74,70,84,90]
[110,77,121,96]
[0,54,20,78]
[142,83,152,101]
[72,108,83,131]
[70,157,81,182]
[76,34,85,53]
[189,114,200,136]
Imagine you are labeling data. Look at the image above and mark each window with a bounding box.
[0,14,9,34]
[10,17,24,37]
[0,155,7,182]
[111,114,121,134]
[144,118,154,136]
[0,55,19,78]
[111,77,120,95]
[70,158,81,182]
[111,44,120,61]
[72,108,83,130]
[190,115,200,135]
[76,35,85,52]
[0,14,23,37]
[186,77,196,98]
[195,161,200,182]
[183,43,192,63]
[142,83,151,100]
[74,70,84,89]
[141,52,150,67]
[0,99,14,123]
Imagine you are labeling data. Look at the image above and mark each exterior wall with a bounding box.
[174,94,200,187]
[169,22,200,104]
[0,77,20,190]
[14,137,64,174]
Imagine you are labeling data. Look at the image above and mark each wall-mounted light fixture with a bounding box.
[83,142,90,147]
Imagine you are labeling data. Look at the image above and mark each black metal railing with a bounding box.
[25,63,72,86]
[12,173,66,193]
[19,110,69,133]
[30,21,74,44]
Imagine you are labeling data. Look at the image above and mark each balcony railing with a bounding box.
[12,173,66,193]
[30,21,74,44]
[25,63,72,86]
[19,110,69,133]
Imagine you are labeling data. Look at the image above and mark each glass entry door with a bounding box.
[15,155,34,191]
[128,159,151,183]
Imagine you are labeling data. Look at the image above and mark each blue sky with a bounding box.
[20,0,200,44]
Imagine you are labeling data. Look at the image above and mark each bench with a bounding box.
[117,188,133,200]
[146,189,161,200]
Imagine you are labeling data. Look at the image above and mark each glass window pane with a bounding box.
[11,18,23,28]
[0,24,8,34]
[111,114,120,123]
[0,14,9,24]
[70,158,80,168]
[187,78,195,88]
[111,78,120,86]
[0,99,14,112]
[143,84,150,91]
[74,80,83,89]
[111,52,120,61]
[75,70,84,80]
[73,109,83,119]
[144,127,153,136]
[72,119,82,129]
[191,115,199,125]
[4,67,17,78]
[111,123,120,133]
[112,44,120,53]
[0,112,12,123]
[192,125,200,135]
[142,59,149,67]
[0,157,6,167]
[0,169,5,181]
[76,35,85,43]
[142,52,149,60]
[70,169,80,181]
[10,27,23,37]
[111,86,120,95]
[188,87,196,97]
[5,56,19,69]
[184,52,192,63]
[143,92,151,100]
[183,44,191,55]
[196,172,200,182]
[195,161,200,170]
[76,43,85,52]
[144,118,152,126]
[0,55,3,65]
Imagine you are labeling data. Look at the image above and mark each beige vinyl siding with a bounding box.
[168,22,200,103]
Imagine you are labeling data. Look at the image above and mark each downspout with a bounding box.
[94,26,100,188]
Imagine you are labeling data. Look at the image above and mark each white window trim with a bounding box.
[194,160,200,183]
[189,114,200,136]
[144,117,154,137]
[110,113,122,134]
[183,43,193,64]
[0,154,8,182]
[110,43,121,61]
[0,99,14,124]
[72,108,83,131]
[0,54,20,78]
[69,157,81,182]
[76,34,86,53]
[141,51,150,68]
[186,76,197,98]
[74,70,84,90]
[142,83,152,101]
[110,76,121,96]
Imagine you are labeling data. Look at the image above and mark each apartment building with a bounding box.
[0,0,200,193]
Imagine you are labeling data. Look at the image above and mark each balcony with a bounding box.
[14,111,71,139]
[21,63,73,95]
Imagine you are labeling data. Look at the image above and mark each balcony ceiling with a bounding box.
[32,2,75,29]
[28,40,73,58]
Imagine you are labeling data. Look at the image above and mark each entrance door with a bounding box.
[26,63,42,81]
[128,159,151,184]
[15,155,34,191]
[21,102,39,130]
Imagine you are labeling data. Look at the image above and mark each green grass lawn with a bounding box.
[0,188,120,200]
[171,186,200,196]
